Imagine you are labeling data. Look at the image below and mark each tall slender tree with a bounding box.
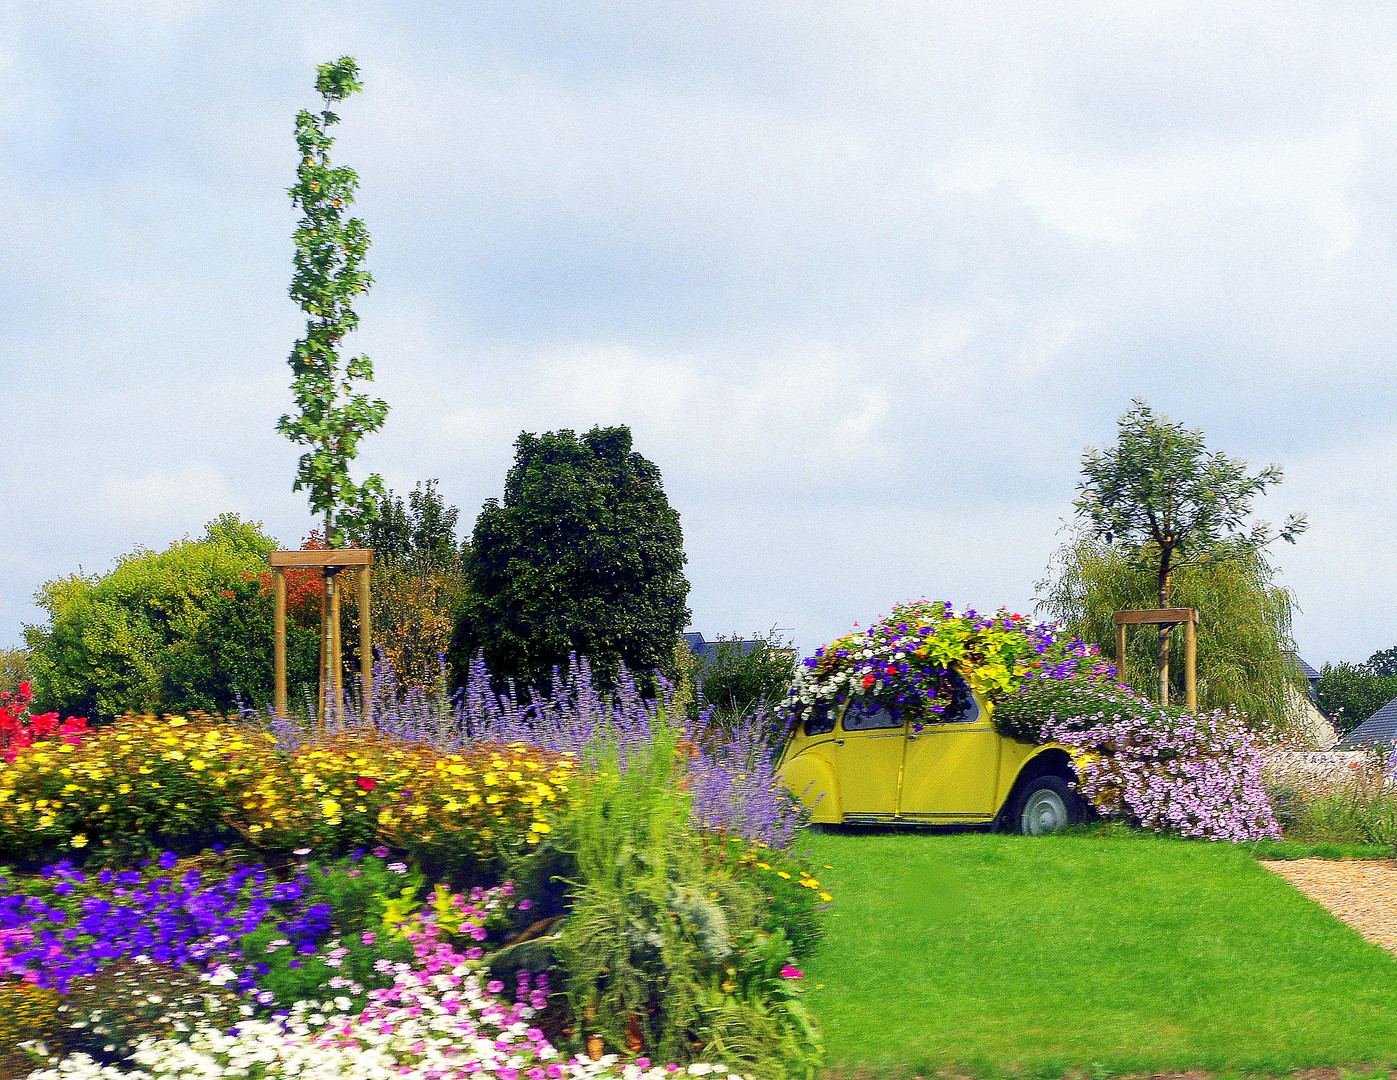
[1073,400,1306,704]
[277,57,388,715]
[278,56,388,548]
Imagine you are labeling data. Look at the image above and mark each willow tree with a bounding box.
[1072,400,1306,705]
[1037,535,1305,734]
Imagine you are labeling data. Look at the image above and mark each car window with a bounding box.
[803,703,835,737]
[928,670,982,725]
[842,701,904,731]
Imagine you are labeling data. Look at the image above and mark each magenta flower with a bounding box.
[781,964,803,978]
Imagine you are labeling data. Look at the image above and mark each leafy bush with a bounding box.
[998,680,1279,840]
[695,633,795,732]
[25,514,318,719]
[1262,751,1397,844]
[553,706,821,1079]
[1316,661,1397,736]
[0,647,30,697]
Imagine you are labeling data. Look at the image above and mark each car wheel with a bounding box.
[1011,775,1082,836]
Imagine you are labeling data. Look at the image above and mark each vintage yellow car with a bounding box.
[776,669,1084,834]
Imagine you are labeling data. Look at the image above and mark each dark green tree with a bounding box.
[452,426,690,690]
[1363,645,1397,679]
[1074,400,1306,704]
[1315,662,1397,736]
[348,480,465,568]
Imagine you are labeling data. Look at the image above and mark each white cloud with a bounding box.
[98,464,236,527]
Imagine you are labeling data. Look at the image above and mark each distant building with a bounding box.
[682,632,761,672]
[1288,653,1321,703]
[1333,696,1397,752]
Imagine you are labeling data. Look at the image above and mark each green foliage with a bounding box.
[550,708,820,1078]
[699,835,829,961]
[1036,534,1305,733]
[1263,752,1397,846]
[989,675,1147,744]
[23,515,318,719]
[0,646,30,696]
[1074,400,1306,702]
[277,56,388,548]
[453,426,690,691]
[344,481,470,689]
[696,633,795,726]
[348,479,466,569]
[1364,644,1397,678]
[1316,661,1397,735]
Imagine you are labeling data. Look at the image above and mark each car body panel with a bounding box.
[777,690,1074,825]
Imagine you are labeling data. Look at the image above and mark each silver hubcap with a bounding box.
[1022,789,1068,835]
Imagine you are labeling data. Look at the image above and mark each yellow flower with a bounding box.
[777,871,792,879]
[70,834,88,848]
[321,799,341,817]
[819,892,833,902]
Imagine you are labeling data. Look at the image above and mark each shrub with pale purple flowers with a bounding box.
[1004,680,1281,841]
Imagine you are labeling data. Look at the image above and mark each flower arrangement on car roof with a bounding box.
[786,600,1115,725]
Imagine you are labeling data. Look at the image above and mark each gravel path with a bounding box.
[1262,858,1397,954]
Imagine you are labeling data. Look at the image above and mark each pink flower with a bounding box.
[781,964,803,978]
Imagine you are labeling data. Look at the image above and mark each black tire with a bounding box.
[1008,775,1083,836]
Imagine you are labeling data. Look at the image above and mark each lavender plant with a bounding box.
[264,653,808,851]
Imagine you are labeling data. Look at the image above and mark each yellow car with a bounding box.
[776,670,1084,834]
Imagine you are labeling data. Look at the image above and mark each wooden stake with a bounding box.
[273,568,287,717]
[329,569,343,720]
[1113,609,1201,711]
[359,565,372,713]
[1184,616,1197,713]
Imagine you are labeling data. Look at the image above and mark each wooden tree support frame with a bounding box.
[1113,608,1200,712]
[269,549,373,719]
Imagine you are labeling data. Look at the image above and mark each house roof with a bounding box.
[1287,651,1321,681]
[683,632,760,666]
[1333,694,1397,751]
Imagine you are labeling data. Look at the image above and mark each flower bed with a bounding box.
[1,660,824,1080]
[786,600,1113,727]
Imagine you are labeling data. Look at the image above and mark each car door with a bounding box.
[897,671,1001,819]
[833,699,908,818]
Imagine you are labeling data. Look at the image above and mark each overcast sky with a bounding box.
[1,1,1393,667]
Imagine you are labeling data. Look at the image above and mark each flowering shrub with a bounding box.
[0,710,573,875]
[1005,680,1280,841]
[787,601,1113,725]
[0,713,266,862]
[0,681,87,763]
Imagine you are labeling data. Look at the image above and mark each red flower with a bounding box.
[862,673,877,688]
[357,776,377,791]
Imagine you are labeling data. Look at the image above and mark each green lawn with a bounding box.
[801,829,1397,1078]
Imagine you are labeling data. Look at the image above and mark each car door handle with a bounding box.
[835,738,844,746]
[906,735,917,741]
